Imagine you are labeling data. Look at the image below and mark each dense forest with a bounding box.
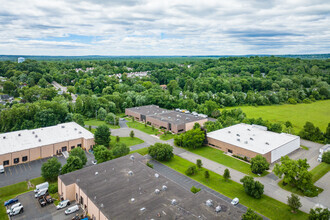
[0,56,329,141]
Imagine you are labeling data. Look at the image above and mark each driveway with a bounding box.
[0,156,67,188]
[11,191,83,220]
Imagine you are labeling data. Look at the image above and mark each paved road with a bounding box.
[148,159,269,220]
[51,81,77,103]
[0,156,67,188]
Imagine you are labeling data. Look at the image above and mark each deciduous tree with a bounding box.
[41,157,62,181]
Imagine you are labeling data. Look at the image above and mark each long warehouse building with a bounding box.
[125,105,208,133]
[207,123,300,163]
[0,122,95,167]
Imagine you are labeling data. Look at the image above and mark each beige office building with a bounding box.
[0,122,95,167]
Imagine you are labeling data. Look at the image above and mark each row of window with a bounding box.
[3,156,28,165]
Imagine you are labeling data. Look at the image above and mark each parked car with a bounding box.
[0,165,4,173]
[8,205,23,216]
[34,182,49,193]
[65,205,79,215]
[39,197,47,207]
[56,200,71,210]
[4,198,18,206]
[44,195,53,203]
[6,203,22,214]
[35,188,48,198]
[231,198,239,205]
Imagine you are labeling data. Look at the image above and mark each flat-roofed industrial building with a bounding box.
[0,122,95,167]
[58,153,244,220]
[207,123,300,163]
[125,105,208,133]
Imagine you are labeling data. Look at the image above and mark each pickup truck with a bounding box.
[38,197,47,207]
[44,195,53,204]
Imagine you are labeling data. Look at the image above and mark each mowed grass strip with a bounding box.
[126,121,160,135]
[110,136,144,147]
[84,119,120,129]
[310,162,330,183]
[186,146,268,177]
[162,155,308,220]
[224,100,330,132]
[130,147,149,156]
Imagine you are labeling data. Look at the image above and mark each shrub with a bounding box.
[190,186,201,194]
[196,159,203,169]
[146,162,154,169]
[148,143,174,161]
[185,165,197,176]
[240,176,264,199]
[322,151,330,164]
[250,155,269,174]
[48,184,58,194]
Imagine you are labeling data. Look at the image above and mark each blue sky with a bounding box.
[0,0,329,55]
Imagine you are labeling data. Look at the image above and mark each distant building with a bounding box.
[17,57,25,63]
[207,123,300,163]
[125,105,208,133]
[0,122,95,167]
[58,153,244,220]
[159,84,167,90]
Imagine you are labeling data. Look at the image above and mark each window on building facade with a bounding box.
[80,196,84,205]
[76,193,78,201]
[71,146,75,150]
[77,144,82,148]
[22,156,28,162]
[228,149,233,153]
[13,158,19,164]
[3,160,9,165]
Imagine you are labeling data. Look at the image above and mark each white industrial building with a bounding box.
[207,123,300,163]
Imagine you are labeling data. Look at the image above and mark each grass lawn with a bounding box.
[130,147,149,156]
[310,162,330,183]
[84,119,120,129]
[301,145,309,150]
[224,100,330,132]
[278,180,323,197]
[116,113,126,118]
[162,156,308,220]
[0,177,48,220]
[110,136,144,147]
[185,146,268,177]
[160,133,175,140]
[126,121,160,135]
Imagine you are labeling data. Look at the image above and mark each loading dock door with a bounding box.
[62,146,67,152]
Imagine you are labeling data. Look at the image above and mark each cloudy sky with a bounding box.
[0,0,329,55]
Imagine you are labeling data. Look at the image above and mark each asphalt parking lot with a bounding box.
[10,191,83,220]
[0,156,67,187]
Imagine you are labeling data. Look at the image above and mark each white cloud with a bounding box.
[0,0,329,55]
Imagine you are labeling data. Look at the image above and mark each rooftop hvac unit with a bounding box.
[162,185,167,191]
[215,206,221,213]
[128,171,133,176]
[171,199,177,205]
[155,189,160,194]
[140,207,146,212]
[95,172,98,175]
[206,199,213,207]
[131,198,135,202]
[130,155,135,161]
[155,173,159,178]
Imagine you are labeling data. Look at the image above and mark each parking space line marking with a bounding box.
[14,165,18,174]
[22,163,27,171]
[8,167,12,175]
[28,162,32,169]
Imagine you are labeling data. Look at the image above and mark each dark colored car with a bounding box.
[44,195,53,203]
[38,197,47,207]
[4,198,18,206]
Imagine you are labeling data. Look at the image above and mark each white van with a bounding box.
[56,200,71,210]
[0,165,4,173]
[34,182,49,193]
[9,205,24,216]
[35,188,48,198]
[7,203,22,214]
[65,205,79,215]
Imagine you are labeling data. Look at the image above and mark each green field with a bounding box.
[126,121,160,135]
[225,100,330,132]
[184,146,268,177]
[0,177,46,220]
[110,136,144,147]
[84,119,120,129]
[160,133,175,140]
[162,156,308,220]
[310,162,330,183]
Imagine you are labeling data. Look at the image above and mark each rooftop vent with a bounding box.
[155,189,160,194]
[265,142,269,145]
[131,198,135,202]
[3,136,5,139]
[250,137,254,141]
[236,134,240,137]
[39,139,41,142]
[237,138,240,142]
[140,207,146,212]
[171,199,177,205]
[130,155,135,161]
[128,171,133,176]
[100,204,104,208]
[206,199,213,207]
[61,125,65,128]
[35,135,38,138]
[18,133,21,137]
[32,131,35,134]
[79,131,82,134]
[247,128,251,131]
[215,206,221,213]
[155,173,159,178]
[74,128,77,131]
[228,131,231,133]
[162,185,167,191]
[95,172,98,175]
